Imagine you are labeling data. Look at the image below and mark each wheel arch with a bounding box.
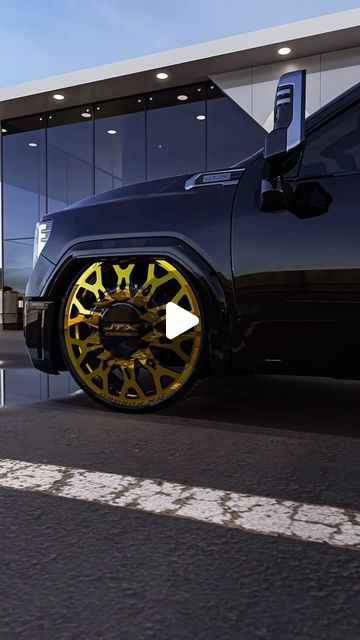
[45,237,233,377]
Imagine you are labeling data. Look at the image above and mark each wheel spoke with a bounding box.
[79,345,102,365]
[165,334,196,362]
[66,295,101,329]
[170,289,186,305]
[79,263,104,298]
[142,361,177,384]
[141,304,166,324]
[67,333,101,362]
[112,263,135,301]
[141,327,163,347]
[90,361,110,395]
[120,365,147,401]
[69,334,101,347]
[134,262,176,304]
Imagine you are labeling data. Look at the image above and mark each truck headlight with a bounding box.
[33,221,52,267]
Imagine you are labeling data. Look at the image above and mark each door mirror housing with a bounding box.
[260,70,306,211]
[287,181,332,219]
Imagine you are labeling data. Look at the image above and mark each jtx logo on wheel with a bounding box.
[102,322,142,337]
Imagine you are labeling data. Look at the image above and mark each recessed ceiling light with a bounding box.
[81,112,92,118]
[156,72,168,80]
[107,129,117,135]
[196,115,206,121]
[138,98,142,103]
[1,128,7,133]
[28,142,38,147]
[177,94,188,101]
[278,47,292,56]
[53,93,65,101]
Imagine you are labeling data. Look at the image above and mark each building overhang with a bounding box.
[0,8,359,121]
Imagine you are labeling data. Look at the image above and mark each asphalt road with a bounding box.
[0,331,360,639]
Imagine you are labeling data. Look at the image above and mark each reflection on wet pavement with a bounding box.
[0,330,78,406]
[0,368,78,407]
[0,331,31,370]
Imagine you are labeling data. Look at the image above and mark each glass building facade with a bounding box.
[0,82,265,328]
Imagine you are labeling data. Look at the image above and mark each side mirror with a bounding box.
[260,70,306,211]
[287,181,332,219]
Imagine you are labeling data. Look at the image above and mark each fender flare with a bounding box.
[45,236,234,376]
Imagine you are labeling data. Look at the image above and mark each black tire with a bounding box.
[59,257,205,412]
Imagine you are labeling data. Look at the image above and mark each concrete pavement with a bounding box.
[0,370,359,638]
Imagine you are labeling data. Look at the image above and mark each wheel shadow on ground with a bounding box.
[5,330,360,438]
[163,374,360,437]
[61,374,360,439]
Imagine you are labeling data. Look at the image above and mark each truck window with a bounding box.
[300,102,360,178]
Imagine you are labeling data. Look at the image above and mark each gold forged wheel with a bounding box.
[61,258,203,411]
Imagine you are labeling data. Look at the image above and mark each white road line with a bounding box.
[0,458,359,551]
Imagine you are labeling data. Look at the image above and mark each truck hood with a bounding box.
[65,174,193,212]
[44,150,260,218]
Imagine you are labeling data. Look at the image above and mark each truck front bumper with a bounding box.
[24,298,61,374]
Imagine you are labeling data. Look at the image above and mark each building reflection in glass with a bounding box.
[1,115,46,330]
[206,84,266,169]
[1,82,265,330]
[2,239,33,328]
[0,368,79,407]
[146,84,206,180]
[47,106,94,213]
[2,115,46,239]
[95,96,145,193]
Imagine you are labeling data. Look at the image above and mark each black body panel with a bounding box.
[25,171,250,375]
[25,80,360,382]
[232,129,360,376]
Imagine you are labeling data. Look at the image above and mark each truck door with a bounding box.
[232,98,360,373]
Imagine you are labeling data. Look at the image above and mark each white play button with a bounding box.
[165,302,199,339]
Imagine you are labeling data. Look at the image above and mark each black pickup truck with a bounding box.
[25,70,360,411]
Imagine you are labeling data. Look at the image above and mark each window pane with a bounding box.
[3,238,33,328]
[207,86,265,169]
[95,97,145,193]
[47,106,94,213]
[2,116,46,239]
[301,103,360,177]
[147,85,206,180]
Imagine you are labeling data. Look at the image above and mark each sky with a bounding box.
[0,0,358,87]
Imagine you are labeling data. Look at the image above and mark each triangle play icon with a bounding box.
[165,302,199,340]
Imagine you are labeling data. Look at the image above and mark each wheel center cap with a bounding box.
[99,302,147,358]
